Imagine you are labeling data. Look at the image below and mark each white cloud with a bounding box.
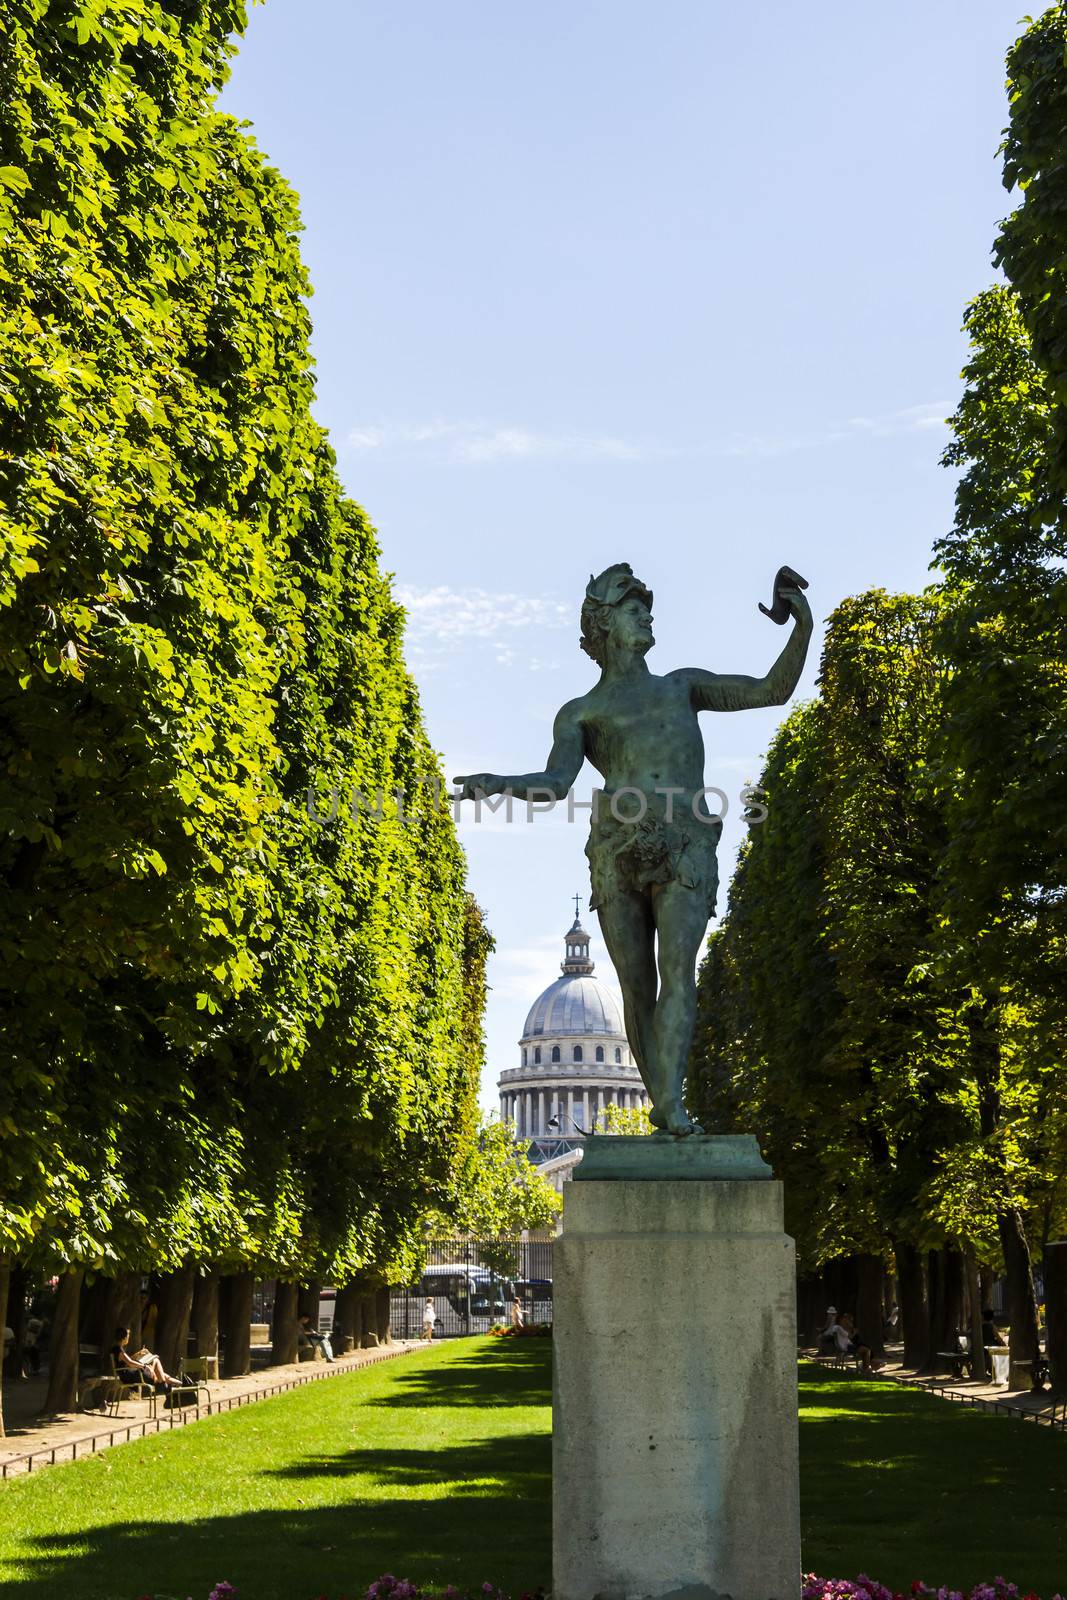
[347,403,950,468]
[720,400,950,459]
[346,419,656,464]
[396,584,572,658]
[844,401,950,436]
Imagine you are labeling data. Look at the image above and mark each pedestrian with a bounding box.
[817,1306,838,1354]
[510,1296,524,1331]
[23,1313,43,1376]
[421,1297,437,1342]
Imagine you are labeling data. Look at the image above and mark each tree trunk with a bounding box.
[4,1264,28,1379]
[333,1284,359,1355]
[964,1251,988,1382]
[856,1255,885,1358]
[796,1277,825,1348]
[155,1262,196,1374]
[102,1271,143,1350]
[298,1280,321,1326]
[271,1281,300,1365]
[922,1248,956,1373]
[999,1207,1040,1389]
[41,1269,84,1415]
[191,1271,220,1366]
[822,1255,859,1322]
[1044,1240,1067,1397]
[79,1276,109,1354]
[895,1240,927,1369]
[0,1258,9,1436]
[374,1286,392,1345]
[980,1264,997,1315]
[221,1272,253,1377]
[360,1293,378,1348]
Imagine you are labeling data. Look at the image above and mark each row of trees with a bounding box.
[688,5,1067,1386]
[0,0,557,1432]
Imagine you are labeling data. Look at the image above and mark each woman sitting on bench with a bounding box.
[110,1325,181,1388]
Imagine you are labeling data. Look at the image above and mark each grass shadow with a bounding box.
[0,1429,551,1600]
[368,1341,551,1410]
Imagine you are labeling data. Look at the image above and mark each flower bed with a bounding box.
[803,1577,1064,1600]
[137,1575,1066,1600]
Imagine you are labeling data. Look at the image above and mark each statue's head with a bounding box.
[579,563,654,665]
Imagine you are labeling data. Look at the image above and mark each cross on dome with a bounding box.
[563,903,593,975]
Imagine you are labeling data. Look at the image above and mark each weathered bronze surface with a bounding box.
[456,564,812,1134]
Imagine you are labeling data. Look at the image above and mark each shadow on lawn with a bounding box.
[370,1341,550,1410]
[798,1367,1067,1592]
[1,1430,552,1600]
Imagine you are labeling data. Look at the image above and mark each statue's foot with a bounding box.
[660,1102,703,1136]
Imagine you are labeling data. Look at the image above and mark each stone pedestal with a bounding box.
[553,1137,800,1600]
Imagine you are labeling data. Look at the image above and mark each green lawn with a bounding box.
[798,1365,1066,1593]
[0,1341,551,1600]
[0,1345,1064,1600]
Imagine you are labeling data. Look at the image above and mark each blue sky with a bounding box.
[223,1,1021,1109]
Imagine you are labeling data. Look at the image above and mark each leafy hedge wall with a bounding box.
[0,0,477,1287]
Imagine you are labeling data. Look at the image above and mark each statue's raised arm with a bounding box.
[454,698,586,802]
[452,558,811,1138]
[683,565,813,714]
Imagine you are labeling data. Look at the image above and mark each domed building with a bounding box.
[498,908,647,1162]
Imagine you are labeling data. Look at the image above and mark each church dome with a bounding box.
[500,903,646,1152]
[521,913,625,1039]
[522,974,624,1039]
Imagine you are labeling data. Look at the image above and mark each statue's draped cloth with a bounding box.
[586,789,721,917]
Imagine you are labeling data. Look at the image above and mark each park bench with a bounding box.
[936,1332,973,1380]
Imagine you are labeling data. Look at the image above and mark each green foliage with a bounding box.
[690,593,981,1265]
[0,0,478,1285]
[927,4,1067,1261]
[438,1118,561,1241]
[933,287,1066,992]
[594,1102,652,1135]
[692,7,1067,1287]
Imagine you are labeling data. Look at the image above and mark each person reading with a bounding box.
[109,1325,181,1388]
[298,1312,335,1362]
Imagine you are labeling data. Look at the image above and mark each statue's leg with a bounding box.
[650,882,708,1134]
[593,890,663,1118]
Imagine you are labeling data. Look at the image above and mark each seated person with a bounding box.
[297,1312,334,1363]
[817,1306,838,1353]
[110,1324,180,1388]
[981,1306,1006,1348]
[831,1312,880,1372]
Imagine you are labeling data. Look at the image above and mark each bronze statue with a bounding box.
[456,564,812,1135]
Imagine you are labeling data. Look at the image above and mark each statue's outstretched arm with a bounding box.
[685,575,813,713]
[454,699,586,802]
